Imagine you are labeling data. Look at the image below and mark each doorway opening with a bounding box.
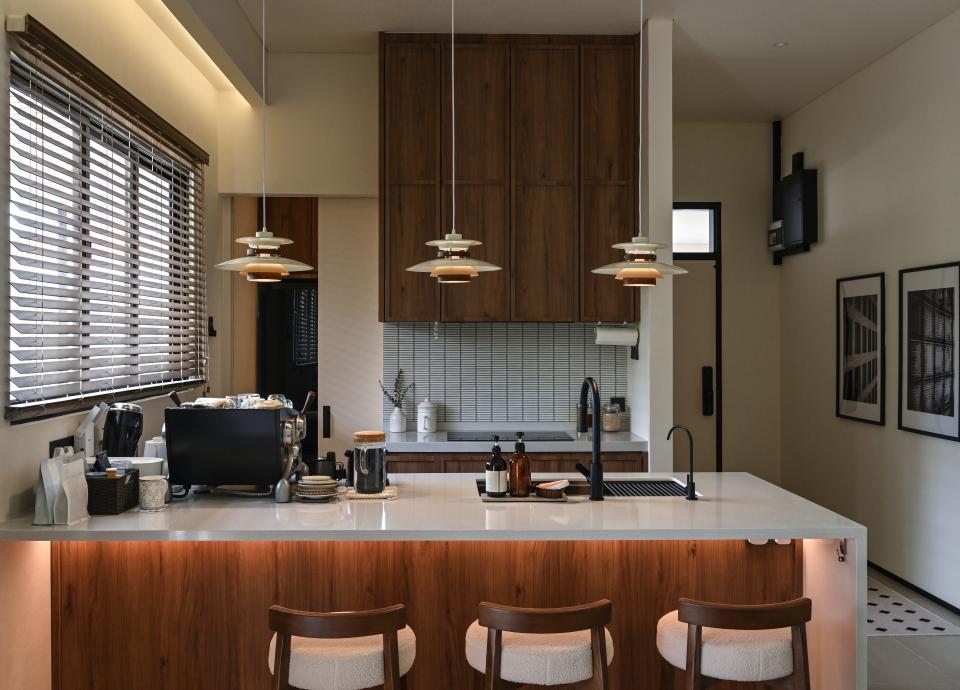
[672,202,723,471]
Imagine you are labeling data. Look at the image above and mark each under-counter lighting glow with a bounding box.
[772,41,789,48]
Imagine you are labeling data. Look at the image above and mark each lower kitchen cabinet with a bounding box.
[388,452,647,474]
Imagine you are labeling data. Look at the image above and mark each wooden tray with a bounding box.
[480,493,567,503]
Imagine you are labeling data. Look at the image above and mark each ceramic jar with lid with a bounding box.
[417,399,437,433]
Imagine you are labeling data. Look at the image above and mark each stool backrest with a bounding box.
[675,598,812,690]
[268,604,407,690]
[677,597,811,630]
[269,603,406,638]
[478,600,612,690]
[478,599,612,634]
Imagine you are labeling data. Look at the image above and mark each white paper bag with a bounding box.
[34,447,90,526]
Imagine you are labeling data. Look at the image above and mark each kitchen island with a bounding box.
[0,472,865,690]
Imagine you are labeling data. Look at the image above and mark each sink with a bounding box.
[475,478,690,498]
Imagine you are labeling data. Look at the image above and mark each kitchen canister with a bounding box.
[417,399,437,433]
[139,476,168,511]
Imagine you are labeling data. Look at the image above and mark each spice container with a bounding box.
[602,404,622,432]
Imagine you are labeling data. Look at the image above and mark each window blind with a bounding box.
[6,36,207,420]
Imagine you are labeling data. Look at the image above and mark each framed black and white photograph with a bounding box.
[899,262,960,441]
[837,273,885,424]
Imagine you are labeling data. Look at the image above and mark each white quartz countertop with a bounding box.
[386,430,648,453]
[0,473,865,542]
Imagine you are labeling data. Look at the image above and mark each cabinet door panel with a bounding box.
[581,185,636,321]
[581,46,634,184]
[258,197,318,271]
[441,185,509,321]
[386,44,439,182]
[442,45,509,183]
[513,186,578,321]
[513,46,578,184]
[385,184,439,321]
[440,43,510,322]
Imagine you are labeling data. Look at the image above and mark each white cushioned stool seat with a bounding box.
[465,619,614,686]
[268,626,416,690]
[656,610,793,682]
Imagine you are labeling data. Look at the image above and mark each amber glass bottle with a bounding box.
[509,432,531,497]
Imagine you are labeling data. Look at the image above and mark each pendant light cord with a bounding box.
[261,0,268,233]
[450,0,456,235]
[638,0,644,238]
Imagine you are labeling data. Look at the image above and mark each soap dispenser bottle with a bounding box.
[509,432,531,497]
[485,435,508,498]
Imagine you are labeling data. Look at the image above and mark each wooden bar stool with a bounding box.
[464,600,614,689]
[267,604,415,690]
[657,597,812,690]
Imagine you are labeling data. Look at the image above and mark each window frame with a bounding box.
[5,17,209,423]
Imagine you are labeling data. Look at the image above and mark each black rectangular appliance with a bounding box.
[165,407,296,487]
[781,152,818,249]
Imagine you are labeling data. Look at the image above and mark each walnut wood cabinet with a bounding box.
[256,197,318,277]
[380,34,639,323]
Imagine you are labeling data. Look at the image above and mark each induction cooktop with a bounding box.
[445,431,575,442]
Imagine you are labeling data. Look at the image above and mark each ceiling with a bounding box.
[226,0,960,120]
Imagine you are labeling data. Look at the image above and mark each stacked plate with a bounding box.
[296,475,339,502]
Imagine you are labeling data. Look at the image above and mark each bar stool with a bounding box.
[657,597,812,690]
[267,604,415,690]
[464,600,614,689]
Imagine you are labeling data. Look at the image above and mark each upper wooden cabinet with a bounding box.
[441,43,510,322]
[257,197,318,275]
[511,45,579,322]
[380,34,638,323]
[580,44,639,322]
[381,41,440,321]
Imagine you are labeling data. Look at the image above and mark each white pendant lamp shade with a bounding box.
[216,0,313,283]
[405,0,501,283]
[215,230,313,282]
[406,233,500,284]
[591,236,687,287]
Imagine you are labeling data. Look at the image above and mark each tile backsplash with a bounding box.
[382,323,629,428]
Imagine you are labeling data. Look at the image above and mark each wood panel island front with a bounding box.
[0,473,866,690]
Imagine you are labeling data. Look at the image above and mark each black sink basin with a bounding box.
[475,478,689,498]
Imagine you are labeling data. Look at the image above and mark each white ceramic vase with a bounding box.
[389,406,406,433]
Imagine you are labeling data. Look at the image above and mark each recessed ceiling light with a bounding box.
[772,41,789,48]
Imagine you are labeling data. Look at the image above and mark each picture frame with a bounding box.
[836,273,885,425]
[898,262,960,441]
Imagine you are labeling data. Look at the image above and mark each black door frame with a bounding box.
[673,201,723,472]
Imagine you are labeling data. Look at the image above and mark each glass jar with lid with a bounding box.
[601,404,622,433]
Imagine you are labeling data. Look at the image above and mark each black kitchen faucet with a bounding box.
[577,376,604,501]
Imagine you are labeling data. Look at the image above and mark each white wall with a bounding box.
[0,0,224,523]
[317,198,382,449]
[630,18,675,471]
[781,8,960,606]
[217,52,378,197]
[674,122,781,482]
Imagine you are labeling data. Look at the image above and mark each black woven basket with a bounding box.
[87,469,140,515]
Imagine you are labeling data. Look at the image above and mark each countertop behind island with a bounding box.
[0,472,864,542]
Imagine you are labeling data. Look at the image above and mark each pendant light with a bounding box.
[591,0,685,288]
[216,0,313,283]
[405,0,501,284]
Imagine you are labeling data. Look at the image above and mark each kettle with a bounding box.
[417,399,436,433]
[102,403,144,457]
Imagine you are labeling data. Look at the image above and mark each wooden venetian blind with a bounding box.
[6,20,208,420]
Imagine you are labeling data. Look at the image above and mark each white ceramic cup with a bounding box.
[139,476,168,511]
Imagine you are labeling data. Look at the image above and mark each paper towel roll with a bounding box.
[595,326,639,346]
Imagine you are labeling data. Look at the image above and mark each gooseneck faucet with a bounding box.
[666,424,698,501]
[577,377,604,501]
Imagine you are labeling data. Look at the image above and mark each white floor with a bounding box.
[868,568,960,690]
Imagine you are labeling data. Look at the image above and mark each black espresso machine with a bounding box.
[165,392,314,500]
